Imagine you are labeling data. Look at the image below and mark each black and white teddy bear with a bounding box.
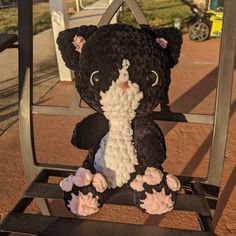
[57,23,182,216]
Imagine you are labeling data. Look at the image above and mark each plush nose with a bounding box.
[118,81,129,90]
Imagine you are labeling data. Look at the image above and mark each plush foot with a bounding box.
[130,167,181,215]
[60,168,108,216]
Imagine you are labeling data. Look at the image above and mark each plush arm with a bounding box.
[71,113,109,150]
[132,116,166,171]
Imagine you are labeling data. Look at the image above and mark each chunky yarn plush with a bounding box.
[57,23,182,216]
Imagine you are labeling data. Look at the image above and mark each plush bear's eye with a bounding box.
[90,70,101,86]
[146,70,160,87]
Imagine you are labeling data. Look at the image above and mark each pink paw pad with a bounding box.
[130,175,145,191]
[72,167,94,187]
[131,167,181,215]
[130,167,163,192]
[166,174,181,192]
[68,192,99,216]
[140,189,174,215]
[92,173,108,193]
[60,175,74,192]
[143,167,163,185]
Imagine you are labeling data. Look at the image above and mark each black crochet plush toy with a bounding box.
[57,23,182,216]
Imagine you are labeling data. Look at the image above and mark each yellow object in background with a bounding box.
[208,10,223,37]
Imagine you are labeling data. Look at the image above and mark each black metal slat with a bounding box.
[35,169,206,184]
[43,168,206,184]
[0,34,17,53]
[23,182,211,215]
[192,183,214,233]
[0,213,215,236]
[24,169,210,214]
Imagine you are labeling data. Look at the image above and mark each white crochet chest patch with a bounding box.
[94,59,143,188]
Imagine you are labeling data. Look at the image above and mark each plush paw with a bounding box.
[140,189,174,214]
[130,167,180,215]
[60,168,108,216]
[68,192,99,216]
[92,173,108,193]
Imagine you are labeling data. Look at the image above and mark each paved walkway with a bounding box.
[0,0,109,135]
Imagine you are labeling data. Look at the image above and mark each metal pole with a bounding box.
[18,0,36,180]
[98,0,148,27]
[109,0,118,23]
[18,0,52,215]
[207,0,236,186]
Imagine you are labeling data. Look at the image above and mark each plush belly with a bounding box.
[94,58,143,188]
[94,127,138,189]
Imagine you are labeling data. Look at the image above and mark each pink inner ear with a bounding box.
[72,35,86,53]
[156,37,168,49]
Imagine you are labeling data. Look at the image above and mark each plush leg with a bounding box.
[60,167,108,216]
[130,167,180,215]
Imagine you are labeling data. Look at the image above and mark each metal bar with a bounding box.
[37,163,77,173]
[39,168,77,177]
[23,182,210,215]
[18,0,37,181]
[98,0,148,26]
[11,198,33,214]
[32,105,94,116]
[0,213,216,236]
[207,0,236,186]
[125,0,148,25]
[0,34,17,53]
[7,44,19,48]
[32,104,214,124]
[98,0,124,26]
[18,0,51,216]
[24,183,63,199]
[151,111,214,124]
[175,194,211,214]
[192,183,212,217]
[193,183,214,233]
[34,168,206,184]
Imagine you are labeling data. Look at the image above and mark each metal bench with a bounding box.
[0,0,235,235]
[0,33,17,53]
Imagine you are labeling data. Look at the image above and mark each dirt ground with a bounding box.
[0,34,235,235]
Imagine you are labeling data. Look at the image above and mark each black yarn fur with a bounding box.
[57,23,182,212]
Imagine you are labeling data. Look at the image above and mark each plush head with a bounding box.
[57,24,182,117]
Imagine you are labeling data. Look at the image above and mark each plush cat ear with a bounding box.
[56,25,97,72]
[152,27,183,68]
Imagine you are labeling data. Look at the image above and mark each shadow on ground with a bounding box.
[0,64,59,135]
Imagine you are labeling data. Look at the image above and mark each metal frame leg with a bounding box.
[18,0,51,216]
[207,0,236,187]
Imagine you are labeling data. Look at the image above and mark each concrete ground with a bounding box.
[0,1,236,236]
